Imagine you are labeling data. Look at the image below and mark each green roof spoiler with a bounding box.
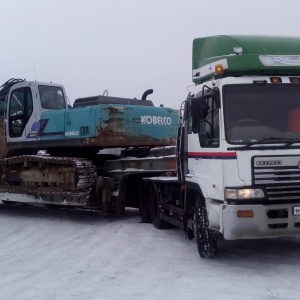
[192,35,300,84]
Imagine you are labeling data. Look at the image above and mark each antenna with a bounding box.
[33,63,36,81]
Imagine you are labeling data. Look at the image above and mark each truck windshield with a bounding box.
[224,84,300,144]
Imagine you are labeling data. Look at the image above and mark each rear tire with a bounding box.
[195,194,217,258]
[149,183,169,229]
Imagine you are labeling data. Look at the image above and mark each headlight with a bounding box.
[225,188,265,200]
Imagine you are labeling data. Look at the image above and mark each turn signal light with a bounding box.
[237,210,254,218]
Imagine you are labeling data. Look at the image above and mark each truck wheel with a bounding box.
[139,182,151,223]
[149,183,168,229]
[195,194,217,258]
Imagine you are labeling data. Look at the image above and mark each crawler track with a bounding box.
[0,155,98,207]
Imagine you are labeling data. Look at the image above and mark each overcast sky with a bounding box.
[1,0,300,107]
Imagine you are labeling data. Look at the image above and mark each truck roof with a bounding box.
[192,35,300,83]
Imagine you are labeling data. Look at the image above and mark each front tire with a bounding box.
[195,194,217,258]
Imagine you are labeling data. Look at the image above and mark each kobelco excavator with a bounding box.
[0,78,178,212]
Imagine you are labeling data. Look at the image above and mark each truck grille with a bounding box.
[253,155,300,185]
[253,166,300,185]
[266,185,300,201]
[253,155,300,201]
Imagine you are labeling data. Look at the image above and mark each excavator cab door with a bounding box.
[8,86,33,138]
[6,82,41,144]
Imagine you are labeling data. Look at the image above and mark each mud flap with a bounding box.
[96,176,115,215]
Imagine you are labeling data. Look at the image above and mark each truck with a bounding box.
[0,78,179,215]
[139,35,300,258]
[2,35,300,259]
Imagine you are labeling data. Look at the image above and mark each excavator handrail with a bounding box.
[0,78,25,99]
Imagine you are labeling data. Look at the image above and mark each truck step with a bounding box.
[160,213,184,229]
[160,202,184,216]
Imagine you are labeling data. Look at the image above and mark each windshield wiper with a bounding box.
[240,136,300,148]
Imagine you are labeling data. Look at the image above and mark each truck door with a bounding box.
[188,88,223,200]
[8,86,33,139]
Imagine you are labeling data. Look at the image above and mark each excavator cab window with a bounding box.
[8,87,33,137]
[39,85,65,110]
[0,100,5,120]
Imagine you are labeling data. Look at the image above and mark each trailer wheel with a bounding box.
[139,182,151,223]
[195,194,217,258]
[149,183,168,229]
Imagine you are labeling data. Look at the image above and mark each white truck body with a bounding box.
[187,76,300,240]
[142,36,300,257]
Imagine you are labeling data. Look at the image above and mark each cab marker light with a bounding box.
[270,77,282,83]
[289,77,300,83]
[215,64,224,77]
[233,47,243,55]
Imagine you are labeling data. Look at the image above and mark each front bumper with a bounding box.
[221,203,300,240]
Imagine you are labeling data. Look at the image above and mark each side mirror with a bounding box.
[190,87,220,120]
[190,97,209,120]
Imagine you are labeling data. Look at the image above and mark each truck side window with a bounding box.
[192,96,220,148]
[39,85,65,110]
[9,87,33,137]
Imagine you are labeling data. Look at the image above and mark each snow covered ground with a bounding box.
[0,203,300,300]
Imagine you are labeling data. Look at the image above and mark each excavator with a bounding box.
[0,78,178,211]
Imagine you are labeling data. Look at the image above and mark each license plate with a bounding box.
[293,206,300,216]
